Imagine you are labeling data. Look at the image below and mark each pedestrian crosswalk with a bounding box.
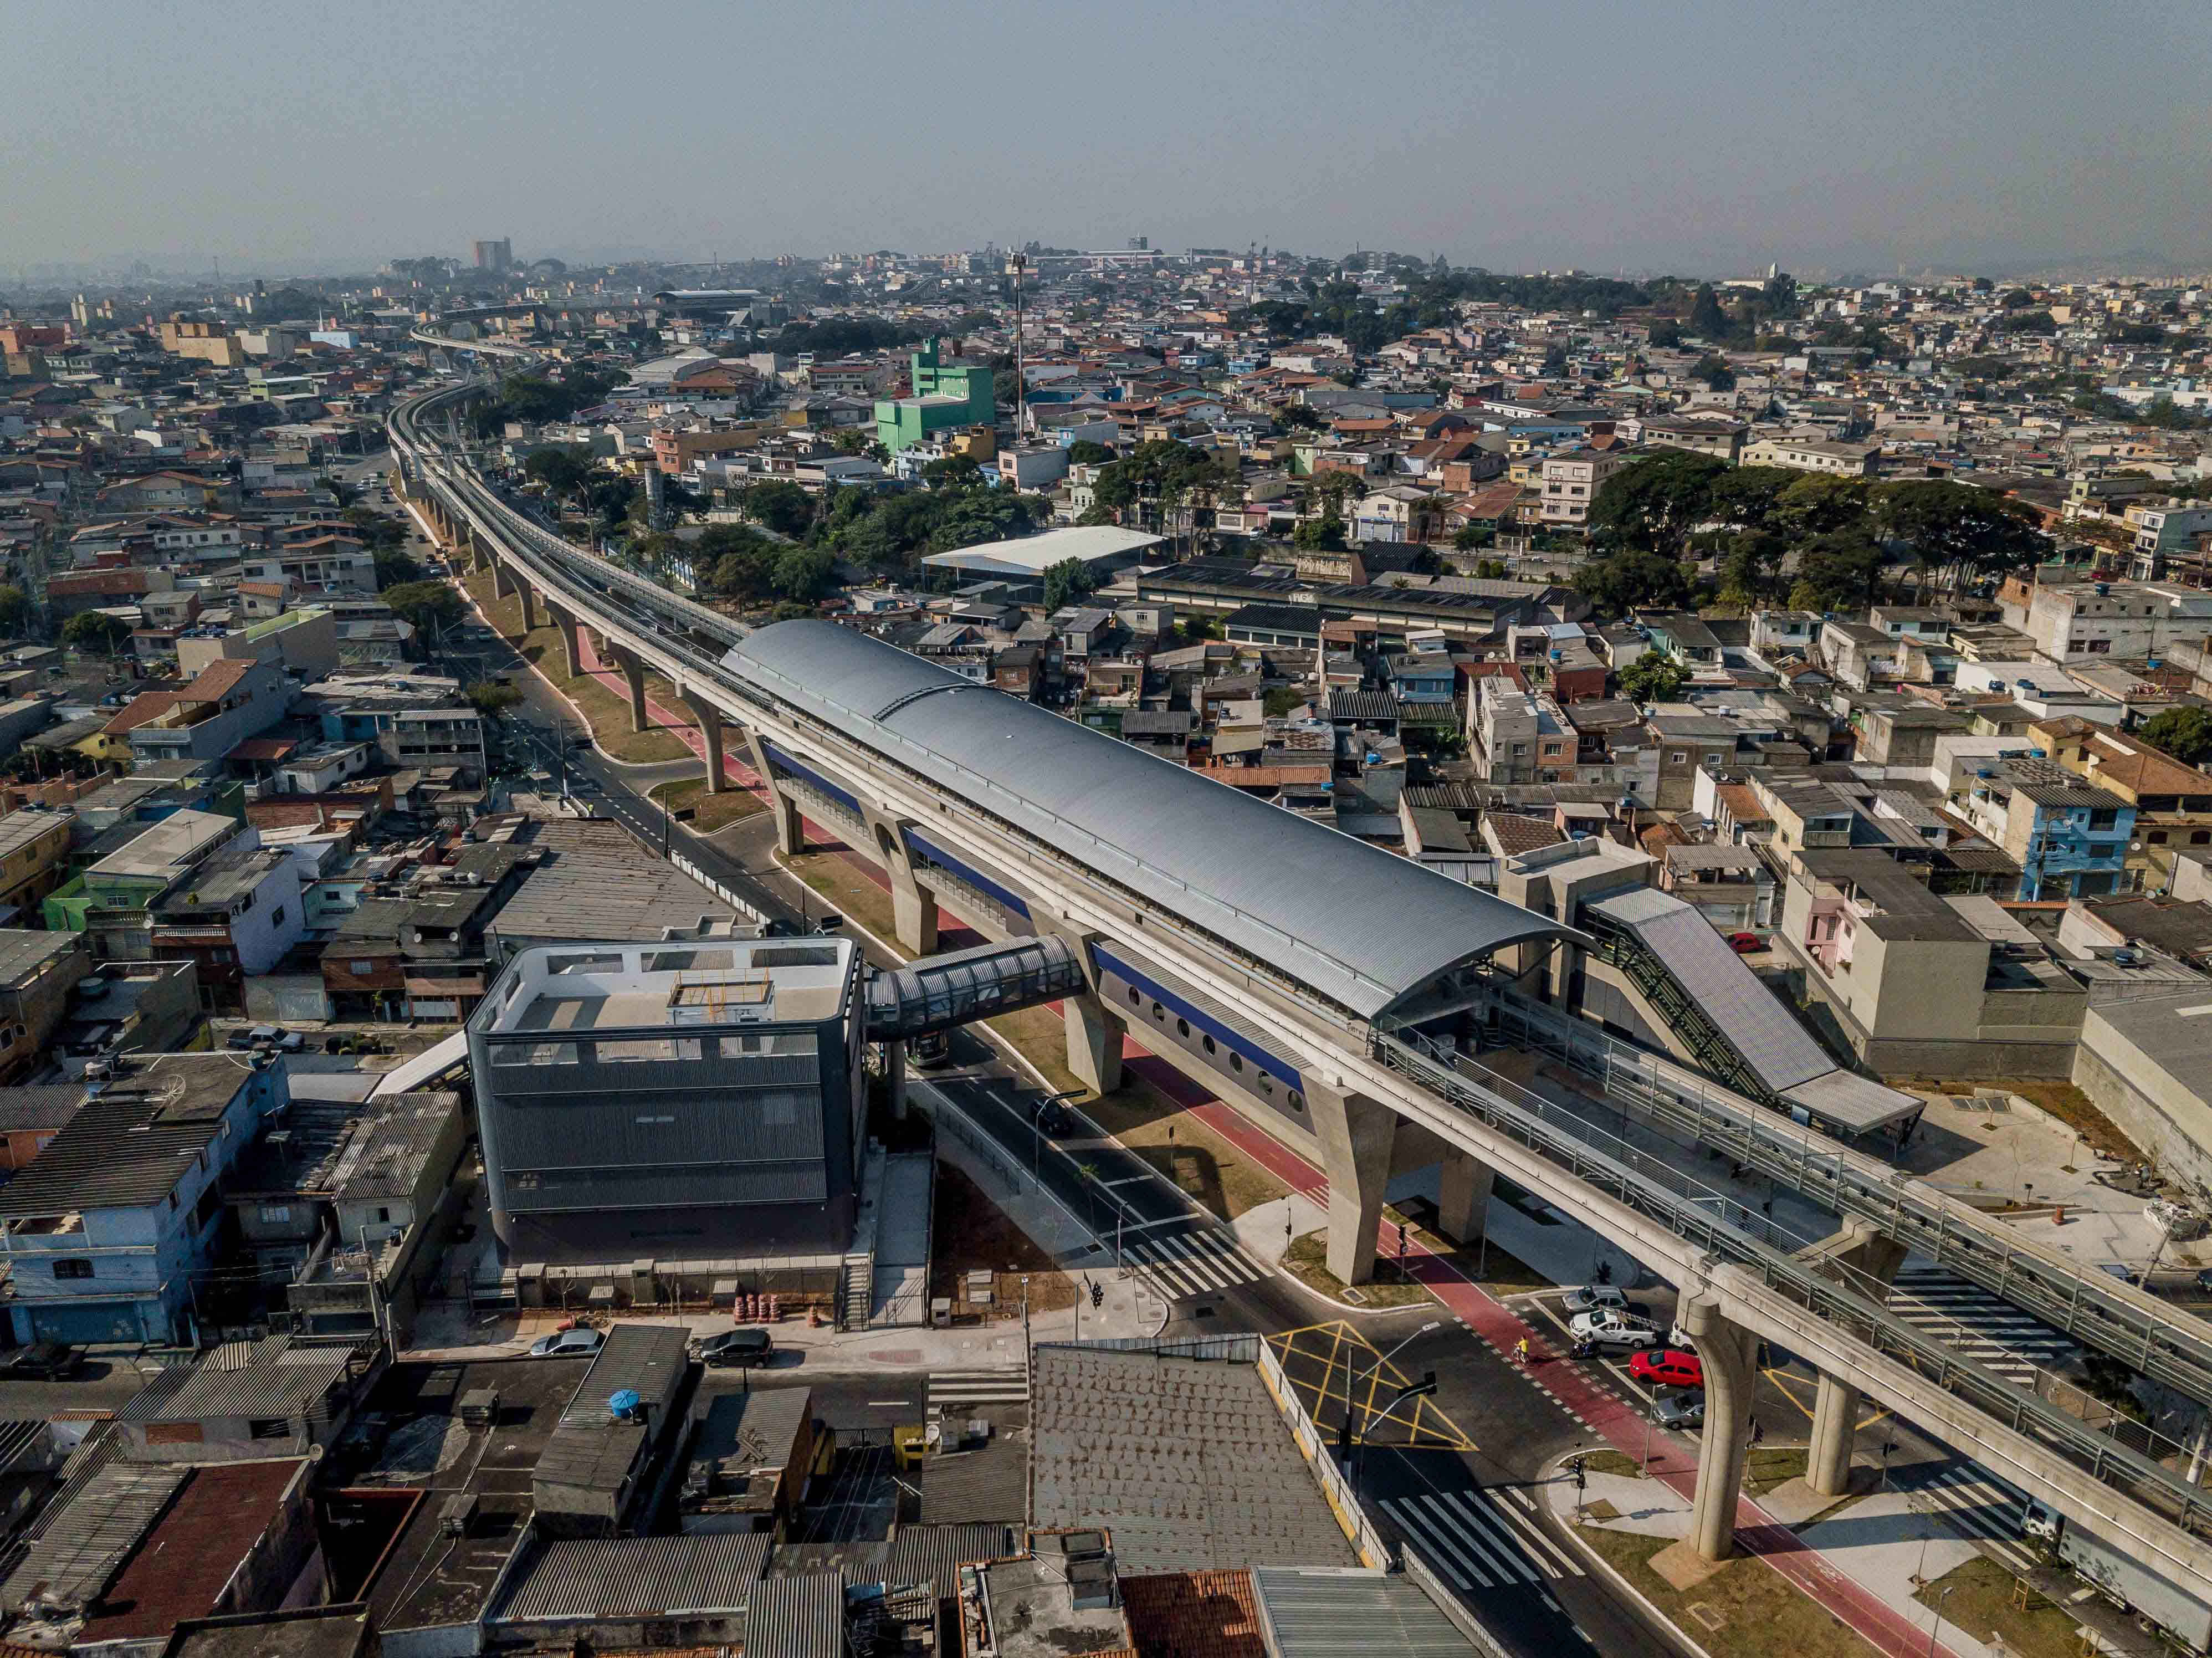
[1885,1267,2080,1387]
[926,1369,1030,1414]
[1124,1228,1271,1299]
[1379,1483,1585,1593]
[1894,1462,2038,1571]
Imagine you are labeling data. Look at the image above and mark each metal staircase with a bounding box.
[1584,912,1776,1105]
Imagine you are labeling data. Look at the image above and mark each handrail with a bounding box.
[389,384,2212,1552]
[1370,1024,2212,1538]
[1481,989,2212,1410]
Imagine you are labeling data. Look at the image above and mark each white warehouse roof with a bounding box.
[921,525,1164,577]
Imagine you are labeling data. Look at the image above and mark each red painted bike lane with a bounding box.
[516,590,1942,1652]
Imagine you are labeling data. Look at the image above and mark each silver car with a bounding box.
[528,1327,605,1359]
[1652,1389,1705,1431]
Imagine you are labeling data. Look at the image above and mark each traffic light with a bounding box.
[1089,1281,1104,1310]
[1573,1458,1588,1495]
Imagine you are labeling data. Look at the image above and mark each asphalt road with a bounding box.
[424,551,1699,1658]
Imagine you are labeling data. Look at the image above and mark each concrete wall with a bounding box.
[2073,1006,2212,1196]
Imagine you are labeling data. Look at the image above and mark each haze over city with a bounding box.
[12,0,2212,279]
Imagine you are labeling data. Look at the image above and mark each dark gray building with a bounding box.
[465,939,867,1264]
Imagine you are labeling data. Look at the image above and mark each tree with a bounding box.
[1706,466,1799,531]
[1043,557,1099,615]
[1875,480,2049,598]
[1617,653,1690,703]
[372,546,424,589]
[1997,309,2059,336]
[1787,530,1887,612]
[63,611,132,656]
[1688,284,1728,338]
[1646,318,1683,350]
[1770,474,1874,538]
[464,679,524,716]
[1587,451,1728,558]
[1574,549,1694,614]
[0,584,35,638]
[771,543,837,602]
[1292,511,1347,551]
[739,480,816,537]
[382,579,468,638]
[1452,524,1494,552]
[1691,354,1736,390]
[1067,440,1115,465]
[1716,531,1785,606]
[522,449,591,499]
[2138,707,2212,766]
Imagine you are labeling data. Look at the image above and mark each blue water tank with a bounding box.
[608,1388,641,1418]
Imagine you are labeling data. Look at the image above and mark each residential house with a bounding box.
[0,808,77,927]
[1958,758,2136,900]
[0,931,93,1088]
[1539,448,1630,528]
[122,658,292,768]
[1740,437,1880,475]
[2029,717,2212,888]
[0,1053,286,1344]
[150,844,308,1011]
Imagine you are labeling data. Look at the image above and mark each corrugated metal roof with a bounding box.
[493,1534,768,1623]
[1250,1567,1477,1658]
[1781,1069,1925,1135]
[742,1571,845,1658]
[117,1337,354,1426]
[883,1524,1018,1599]
[0,1461,187,1610]
[536,1323,691,1497]
[723,622,1574,1019]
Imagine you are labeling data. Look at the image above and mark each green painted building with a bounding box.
[875,337,995,453]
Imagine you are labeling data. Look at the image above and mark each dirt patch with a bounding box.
[1915,1076,2141,1161]
[931,1161,1076,1316]
[1578,1524,1883,1658]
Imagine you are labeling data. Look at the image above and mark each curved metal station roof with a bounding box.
[724,621,1578,1020]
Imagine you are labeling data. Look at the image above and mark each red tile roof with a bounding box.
[1120,1571,1266,1658]
[75,1460,305,1641]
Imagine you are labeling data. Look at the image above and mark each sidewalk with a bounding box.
[1540,1466,1985,1658]
[1146,1063,1958,1658]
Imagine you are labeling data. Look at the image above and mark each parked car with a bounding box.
[1726,933,1762,955]
[1652,1388,1706,1430]
[1569,1309,1660,1349]
[1629,1348,1705,1389]
[1563,1285,1629,1317]
[232,1025,303,1053]
[528,1328,605,1359]
[7,1342,82,1379]
[696,1328,775,1368]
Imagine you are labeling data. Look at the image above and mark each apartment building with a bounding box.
[1540,447,1630,527]
[0,808,77,926]
[1740,437,1880,475]
[0,930,93,1087]
[1958,757,2135,900]
[1469,675,1571,784]
[2010,577,2212,664]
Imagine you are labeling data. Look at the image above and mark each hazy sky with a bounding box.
[12,0,2212,279]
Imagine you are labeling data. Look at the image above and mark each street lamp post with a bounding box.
[1926,1583,1955,1658]
[1353,1368,1440,1496]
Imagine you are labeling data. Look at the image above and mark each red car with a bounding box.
[1726,933,1762,955]
[1629,1348,1704,1389]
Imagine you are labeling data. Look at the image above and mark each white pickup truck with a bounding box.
[1568,1308,1662,1350]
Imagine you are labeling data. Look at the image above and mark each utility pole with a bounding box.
[1010,253,1027,437]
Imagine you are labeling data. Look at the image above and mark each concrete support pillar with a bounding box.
[1808,1373,1861,1497]
[491,559,516,600]
[1309,1082,1396,1286]
[742,727,805,855]
[678,694,726,794]
[1063,994,1125,1097]
[472,536,492,575]
[1436,1151,1494,1246]
[862,805,938,955]
[888,1040,908,1122]
[517,582,538,634]
[1681,1292,1759,1562]
[547,603,583,680]
[609,645,649,734]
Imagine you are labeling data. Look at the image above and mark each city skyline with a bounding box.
[11,0,2212,279]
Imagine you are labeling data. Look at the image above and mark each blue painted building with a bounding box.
[0,1053,286,1345]
[1965,759,2136,901]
